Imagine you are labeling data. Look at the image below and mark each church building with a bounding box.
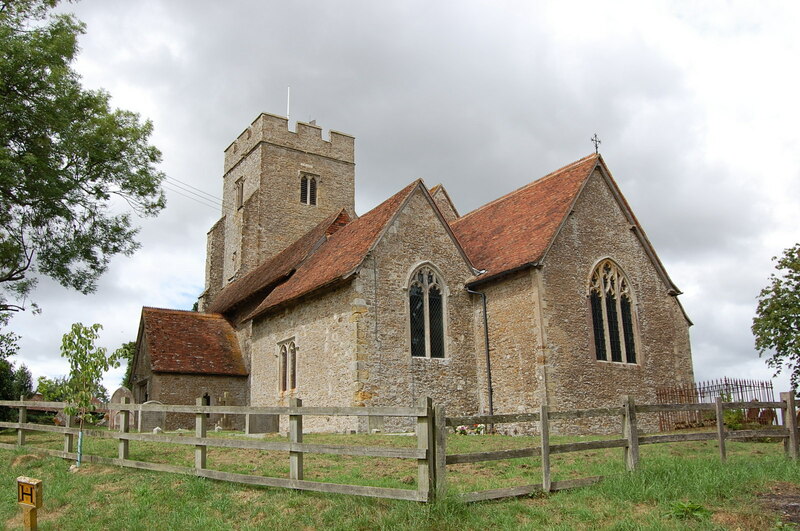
[131,112,694,433]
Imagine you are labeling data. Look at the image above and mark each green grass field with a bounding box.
[2,427,799,530]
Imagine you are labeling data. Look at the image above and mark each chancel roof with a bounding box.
[450,154,600,282]
[140,307,247,376]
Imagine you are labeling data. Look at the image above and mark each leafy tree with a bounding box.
[0,0,166,318]
[115,340,136,388]
[752,243,800,389]
[60,322,120,465]
[12,363,32,398]
[36,375,69,401]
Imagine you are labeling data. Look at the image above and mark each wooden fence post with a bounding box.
[289,397,303,480]
[195,397,207,469]
[17,395,26,447]
[64,413,74,453]
[715,396,727,462]
[433,403,447,499]
[781,391,798,460]
[416,396,434,502]
[622,395,639,471]
[118,397,130,460]
[540,404,551,491]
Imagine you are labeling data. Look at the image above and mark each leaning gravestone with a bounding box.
[138,400,166,432]
[108,386,135,430]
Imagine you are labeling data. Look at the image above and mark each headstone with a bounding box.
[108,387,135,430]
[152,427,162,434]
[138,401,165,432]
[246,414,279,434]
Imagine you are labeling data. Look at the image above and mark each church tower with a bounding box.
[200,113,355,309]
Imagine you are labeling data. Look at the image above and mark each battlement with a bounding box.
[224,112,355,173]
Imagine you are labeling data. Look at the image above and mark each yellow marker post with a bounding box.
[17,476,42,531]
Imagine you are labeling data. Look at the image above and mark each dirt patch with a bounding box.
[12,453,41,467]
[759,482,800,524]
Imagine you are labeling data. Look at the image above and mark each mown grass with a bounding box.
[1,427,799,530]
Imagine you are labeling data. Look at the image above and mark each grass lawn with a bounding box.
[2,427,799,530]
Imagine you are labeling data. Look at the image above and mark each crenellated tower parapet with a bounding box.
[224,113,354,174]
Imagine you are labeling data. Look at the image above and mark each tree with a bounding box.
[752,243,800,389]
[36,374,69,401]
[0,0,166,318]
[60,322,120,465]
[12,363,32,398]
[115,340,136,388]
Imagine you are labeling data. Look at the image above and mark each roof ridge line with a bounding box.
[456,153,598,223]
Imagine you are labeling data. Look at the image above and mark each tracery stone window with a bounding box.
[279,340,297,392]
[408,265,445,358]
[300,174,317,205]
[589,259,638,364]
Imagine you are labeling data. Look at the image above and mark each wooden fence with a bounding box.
[1,393,797,503]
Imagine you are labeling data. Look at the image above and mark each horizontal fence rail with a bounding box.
[1,392,797,503]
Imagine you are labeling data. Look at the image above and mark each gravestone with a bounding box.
[138,401,165,432]
[108,386,135,430]
[246,414,279,434]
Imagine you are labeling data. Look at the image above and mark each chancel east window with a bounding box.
[589,259,638,364]
[279,341,297,393]
[409,265,445,358]
[300,175,317,205]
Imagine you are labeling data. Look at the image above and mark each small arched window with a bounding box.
[409,265,445,358]
[278,341,297,392]
[300,175,317,205]
[589,259,638,364]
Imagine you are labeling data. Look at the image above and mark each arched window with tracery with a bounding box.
[589,259,638,364]
[409,265,445,358]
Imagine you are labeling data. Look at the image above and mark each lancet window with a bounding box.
[279,341,297,392]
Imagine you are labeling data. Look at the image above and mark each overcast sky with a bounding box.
[7,1,799,397]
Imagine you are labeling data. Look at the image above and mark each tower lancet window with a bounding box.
[300,174,318,205]
[589,259,638,364]
[235,178,244,209]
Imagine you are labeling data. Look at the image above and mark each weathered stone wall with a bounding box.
[539,169,694,433]
[130,339,152,404]
[356,188,479,431]
[150,373,248,430]
[474,269,542,434]
[200,219,225,311]
[249,283,361,433]
[430,186,459,222]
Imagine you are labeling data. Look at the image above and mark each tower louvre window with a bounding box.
[300,174,318,205]
[588,259,638,364]
[408,265,446,359]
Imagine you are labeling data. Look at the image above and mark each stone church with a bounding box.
[131,112,694,433]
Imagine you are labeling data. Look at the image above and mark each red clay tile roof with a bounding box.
[207,209,350,314]
[141,307,247,376]
[451,154,599,281]
[247,181,419,319]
